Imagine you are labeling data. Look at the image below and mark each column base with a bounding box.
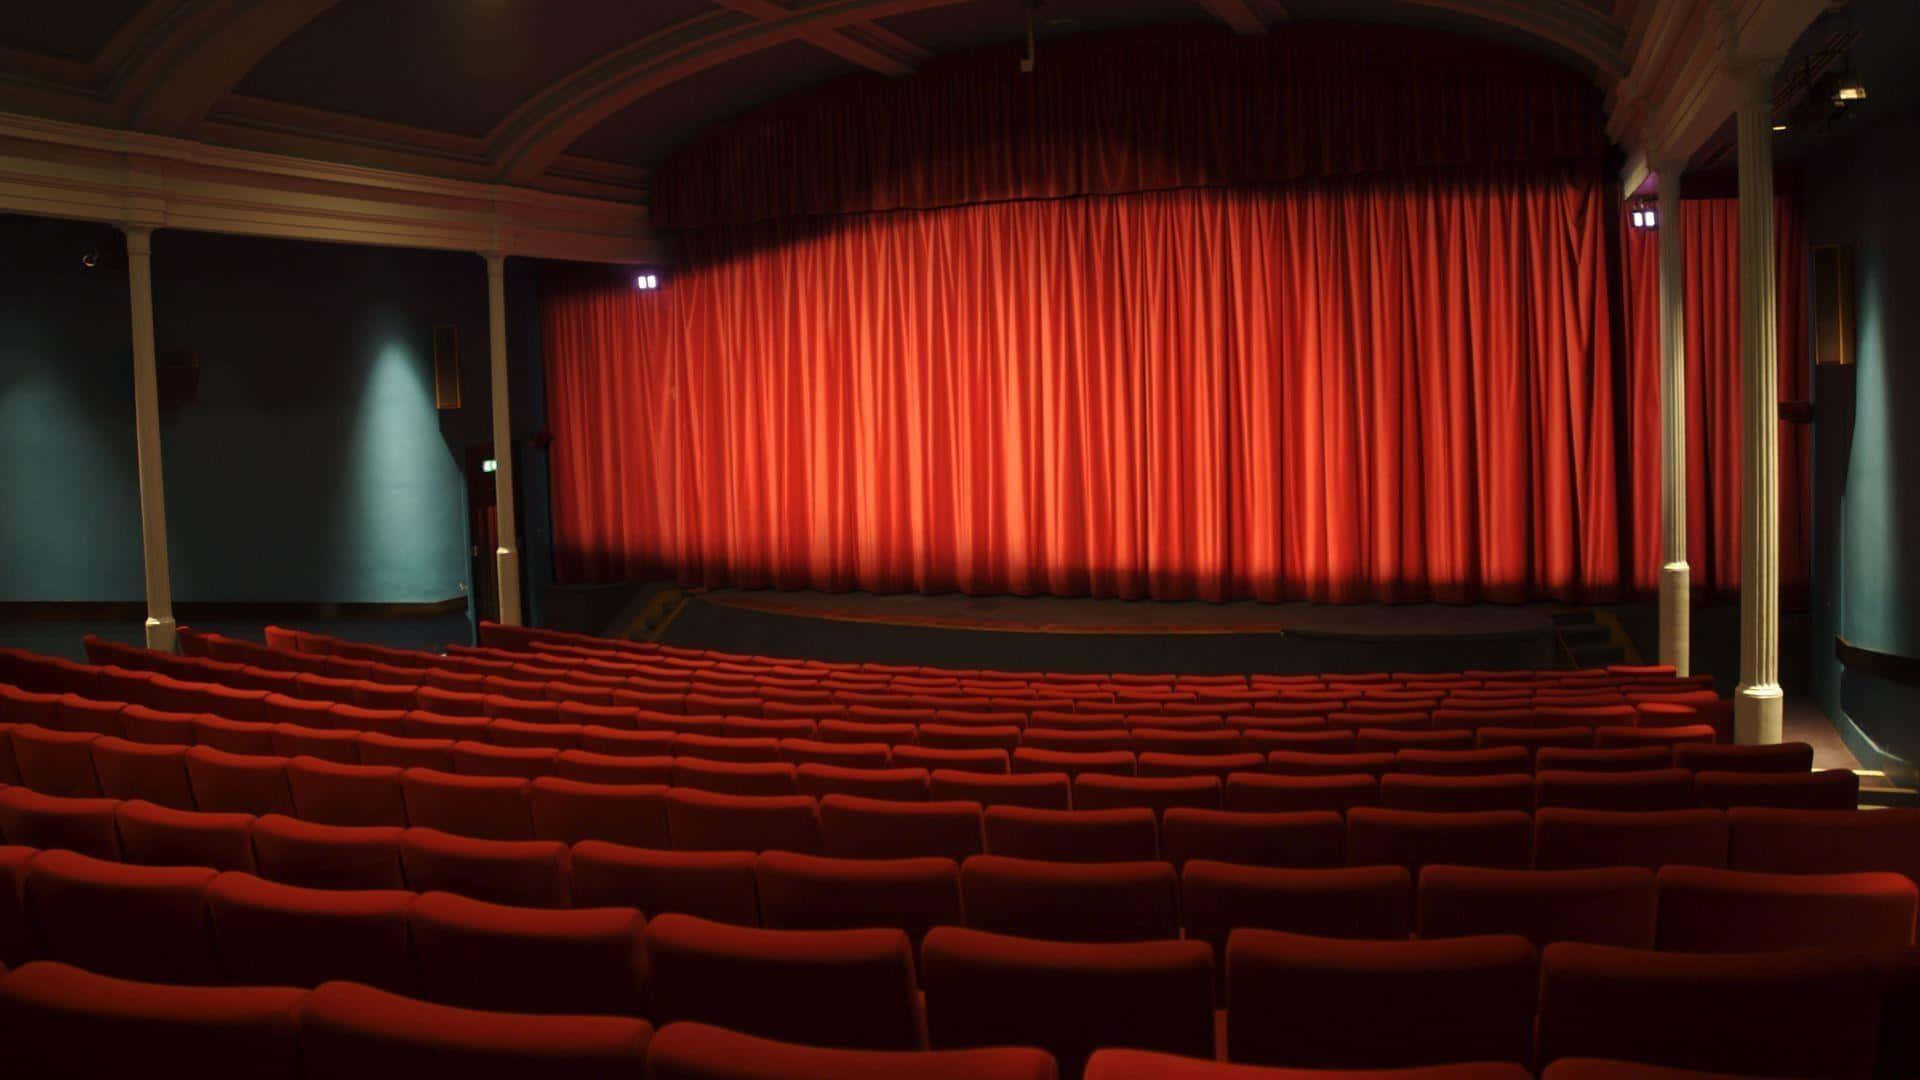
[144,614,178,654]
[1732,682,1784,746]
[494,547,524,628]
[1658,562,1690,676]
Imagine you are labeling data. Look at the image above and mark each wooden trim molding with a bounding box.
[0,110,656,262]
[1836,635,1920,688]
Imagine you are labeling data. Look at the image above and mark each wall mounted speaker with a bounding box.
[1812,244,1854,366]
[433,325,461,409]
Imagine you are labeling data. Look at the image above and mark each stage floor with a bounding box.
[699,590,1556,638]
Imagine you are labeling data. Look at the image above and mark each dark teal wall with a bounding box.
[1805,106,1920,778]
[0,217,499,606]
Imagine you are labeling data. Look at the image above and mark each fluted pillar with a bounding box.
[486,253,523,626]
[1733,66,1782,744]
[1655,160,1690,676]
[124,226,178,652]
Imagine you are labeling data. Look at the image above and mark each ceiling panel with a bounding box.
[567,39,859,167]
[876,0,1214,57]
[0,0,147,62]
[234,0,720,137]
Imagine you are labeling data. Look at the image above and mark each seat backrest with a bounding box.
[796,763,930,802]
[1221,771,1379,814]
[399,767,534,841]
[1534,769,1698,812]
[90,734,195,809]
[204,871,412,992]
[248,815,407,891]
[1379,773,1535,814]
[983,806,1158,862]
[8,724,103,797]
[527,777,671,848]
[0,961,305,1079]
[569,841,760,926]
[961,854,1178,942]
[1537,941,1893,1077]
[1694,769,1860,811]
[1159,808,1344,869]
[921,926,1213,1080]
[1070,774,1221,816]
[24,849,220,984]
[1417,865,1657,949]
[818,794,984,862]
[115,800,257,872]
[645,1020,1057,1080]
[665,788,823,854]
[928,769,1067,809]
[298,979,652,1079]
[1655,865,1918,952]
[1674,742,1815,774]
[287,757,408,827]
[1226,928,1537,1069]
[1181,861,1411,960]
[643,912,921,1050]
[755,850,961,947]
[407,890,647,1015]
[185,745,296,816]
[397,827,570,909]
[1532,808,1728,871]
[1727,807,1920,887]
[1345,808,1533,871]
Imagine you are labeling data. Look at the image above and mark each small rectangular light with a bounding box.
[482,458,498,474]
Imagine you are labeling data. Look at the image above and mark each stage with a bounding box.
[654,590,1563,676]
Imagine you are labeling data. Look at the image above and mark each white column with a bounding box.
[1655,162,1690,676]
[485,253,523,626]
[1733,67,1783,744]
[124,226,178,652]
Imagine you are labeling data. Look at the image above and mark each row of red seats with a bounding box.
[5,773,1917,914]
[15,839,1910,1003]
[1,959,1868,1080]
[2,843,1914,1076]
[0,726,1867,873]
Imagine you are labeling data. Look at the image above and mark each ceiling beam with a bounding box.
[113,0,341,136]
[713,0,928,76]
[1195,0,1269,36]
[490,0,967,187]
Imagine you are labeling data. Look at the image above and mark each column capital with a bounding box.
[1726,56,1783,109]
[482,251,506,272]
[122,225,155,253]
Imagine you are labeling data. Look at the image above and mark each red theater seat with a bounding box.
[1346,808,1533,871]
[1393,746,1532,777]
[298,980,652,1080]
[1534,747,1672,773]
[1223,771,1377,813]
[1183,861,1411,963]
[672,757,800,796]
[1071,773,1221,815]
[0,787,121,859]
[8,725,101,796]
[1134,750,1266,780]
[1417,866,1657,949]
[1727,806,1920,885]
[1379,773,1535,814]
[398,828,570,908]
[195,714,280,755]
[90,734,195,809]
[819,718,918,744]
[553,748,674,785]
[1532,809,1729,871]
[780,737,890,769]
[288,757,409,827]
[961,854,1179,942]
[248,816,407,890]
[569,842,760,925]
[755,850,961,948]
[0,961,305,1079]
[119,703,202,745]
[355,731,457,771]
[24,849,220,983]
[644,913,921,1049]
[1266,750,1396,777]
[1694,769,1860,811]
[400,768,533,840]
[271,722,360,762]
[488,718,581,750]
[1654,865,1918,952]
[819,794,984,861]
[666,788,823,854]
[1085,1050,1530,1079]
[185,745,295,815]
[451,740,557,780]
[1129,728,1244,756]
[1538,1062,1779,1080]
[1673,742,1814,773]
[1160,808,1344,868]
[645,1021,1058,1080]
[1013,747,1135,777]
[1,844,30,967]
[115,800,256,871]
[984,806,1158,862]
[1023,728,1134,754]
[930,769,1069,809]
[329,704,408,737]
[1355,728,1477,753]
[673,733,784,763]
[408,890,647,1015]
[528,776,670,847]
[1593,724,1717,750]
[1242,729,1355,754]
[922,927,1213,1078]
[1536,942,1891,1078]
[1227,929,1537,1069]
[1535,769,1697,812]
[797,762,930,801]
[49,693,124,737]
[205,872,413,992]
[577,726,677,756]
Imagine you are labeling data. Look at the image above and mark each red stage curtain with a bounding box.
[547,167,1619,602]
[652,25,1603,228]
[1621,197,1808,599]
